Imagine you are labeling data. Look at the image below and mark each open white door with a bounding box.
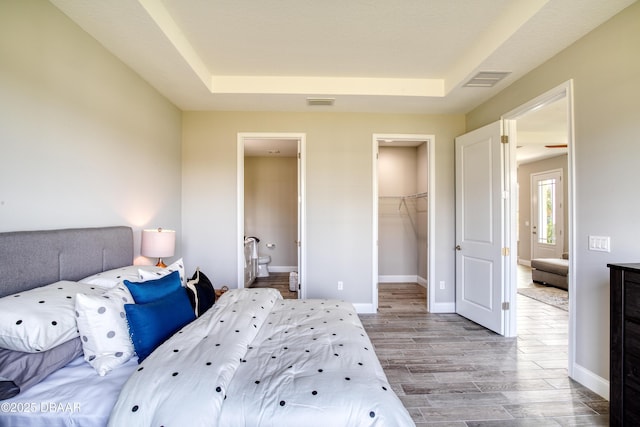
[296,140,304,299]
[455,121,509,335]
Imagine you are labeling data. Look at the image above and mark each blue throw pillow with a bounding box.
[124,270,182,304]
[124,287,196,362]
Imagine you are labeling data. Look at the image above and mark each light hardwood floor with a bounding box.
[253,272,609,425]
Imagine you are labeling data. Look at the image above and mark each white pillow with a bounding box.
[138,258,186,286]
[79,265,163,289]
[75,284,136,376]
[0,281,103,353]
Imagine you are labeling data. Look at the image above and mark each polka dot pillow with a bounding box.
[75,284,136,376]
[0,281,103,353]
[79,265,163,289]
[138,258,186,286]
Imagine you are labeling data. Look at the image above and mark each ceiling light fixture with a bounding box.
[463,71,511,88]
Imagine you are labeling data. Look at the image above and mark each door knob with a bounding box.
[455,245,462,251]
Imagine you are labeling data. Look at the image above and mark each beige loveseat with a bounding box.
[530,252,569,291]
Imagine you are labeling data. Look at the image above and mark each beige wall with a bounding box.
[182,112,464,306]
[0,0,182,264]
[517,155,569,262]
[244,156,298,268]
[466,1,640,391]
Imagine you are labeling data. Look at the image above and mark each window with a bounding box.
[537,178,557,245]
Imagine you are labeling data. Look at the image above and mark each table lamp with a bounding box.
[141,228,175,267]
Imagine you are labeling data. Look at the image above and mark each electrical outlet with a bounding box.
[439,281,445,290]
[337,281,343,290]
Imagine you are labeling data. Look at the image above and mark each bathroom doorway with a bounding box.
[373,134,435,311]
[237,133,306,299]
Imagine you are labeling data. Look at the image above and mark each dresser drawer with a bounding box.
[624,319,640,355]
[625,353,640,393]
[624,270,640,284]
[625,279,640,321]
[624,383,640,425]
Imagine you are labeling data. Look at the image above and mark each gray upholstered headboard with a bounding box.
[0,226,133,297]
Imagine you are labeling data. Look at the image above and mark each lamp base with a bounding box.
[156,258,167,268]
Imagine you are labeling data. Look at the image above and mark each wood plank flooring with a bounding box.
[252,271,609,425]
[250,273,298,299]
[363,282,608,426]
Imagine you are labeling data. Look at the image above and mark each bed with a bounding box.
[0,226,414,426]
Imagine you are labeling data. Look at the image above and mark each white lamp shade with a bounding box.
[141,228,176,258]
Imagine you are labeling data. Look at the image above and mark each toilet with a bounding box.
[257,255,271,277]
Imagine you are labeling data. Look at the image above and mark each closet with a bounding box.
[378,143,428,286]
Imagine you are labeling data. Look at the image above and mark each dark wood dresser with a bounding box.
[608,263,640,426]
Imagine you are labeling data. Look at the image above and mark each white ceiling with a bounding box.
[50,0,635,115]
[515,97,568,164]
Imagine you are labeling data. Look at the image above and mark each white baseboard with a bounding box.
[379,275,418,283]
[430,301,455,313]
[378,274,428,288]
[268,266,298,273]
[571,363,609,400]
[518,259,531,267]
[353,303,376,314]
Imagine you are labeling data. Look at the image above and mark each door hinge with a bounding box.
[501,247,510,256]
[297,152,301,159]
[298,283,301,290]
[502,302,510,310]
[501,135,508,144]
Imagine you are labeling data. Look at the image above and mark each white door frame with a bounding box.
[372,134,435,312]
[502,80,576,376]
[237,132,307,298]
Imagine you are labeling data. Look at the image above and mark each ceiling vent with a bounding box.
[463,72,511,88]
[307,97,335,106]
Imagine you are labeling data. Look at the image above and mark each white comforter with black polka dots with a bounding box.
[109,288,414,426]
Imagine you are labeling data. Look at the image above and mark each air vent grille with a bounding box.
[463,72,511,88]
[307,97,335,106]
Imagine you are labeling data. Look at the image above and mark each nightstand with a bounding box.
[215,286,229,299]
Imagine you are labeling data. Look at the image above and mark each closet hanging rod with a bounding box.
[378,192,428,199]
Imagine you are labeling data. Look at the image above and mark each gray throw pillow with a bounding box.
[0,337,82,400]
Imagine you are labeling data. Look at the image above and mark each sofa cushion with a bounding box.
[531,258,569,276]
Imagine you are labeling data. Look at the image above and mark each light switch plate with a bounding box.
[589,235,611,252]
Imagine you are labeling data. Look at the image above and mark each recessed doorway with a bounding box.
[372,134,435,312]
[504,80,575,379]
[237,133,306,299]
